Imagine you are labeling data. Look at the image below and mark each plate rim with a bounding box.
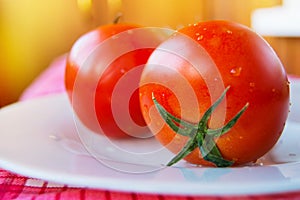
[0,80,300,196]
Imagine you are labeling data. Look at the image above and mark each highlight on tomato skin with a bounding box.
[139,20,290,167]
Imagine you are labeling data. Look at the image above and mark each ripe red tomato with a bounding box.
[65,24,169,138]
[139,20,290,167]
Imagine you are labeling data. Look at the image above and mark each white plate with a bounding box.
[0,78,300,196]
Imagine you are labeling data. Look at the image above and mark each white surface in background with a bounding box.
[251,0,300,36]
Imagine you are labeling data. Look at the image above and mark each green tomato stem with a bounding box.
[152,86,248,167]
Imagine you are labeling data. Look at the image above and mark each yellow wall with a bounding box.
[202,0,282,27]
[0,0,96,106]
[120,0,204,29]
[119,0,282,28]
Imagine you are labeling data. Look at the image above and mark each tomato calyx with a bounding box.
[152,86,249,167]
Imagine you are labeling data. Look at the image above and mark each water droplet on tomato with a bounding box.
[226,30,233,34]
[258,162,264,166]
[197,35,204,41]
[143,104,149,110]
[272,88,276,92]
[249,82,255,92]
[230,67,242,76]
[249,82,255,87]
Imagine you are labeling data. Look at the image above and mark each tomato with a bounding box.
[139,20,290,167]
[65,24,170,138]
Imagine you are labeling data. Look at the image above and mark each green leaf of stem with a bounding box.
[206,102,249,137]
[167,134,198,166]
[200,145,234,167]
[199,134,234,167]
[152,86,248,167]
[152,95,197,137]
[197,87,230,132]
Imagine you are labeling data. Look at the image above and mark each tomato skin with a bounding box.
[94,48,153,137]
[65,24,153,138]
[139,21,290,166]
[65,24,140,93]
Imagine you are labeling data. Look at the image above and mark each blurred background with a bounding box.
[1,0,298,107]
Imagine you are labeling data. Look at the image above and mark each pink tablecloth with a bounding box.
[1,55,300,199]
